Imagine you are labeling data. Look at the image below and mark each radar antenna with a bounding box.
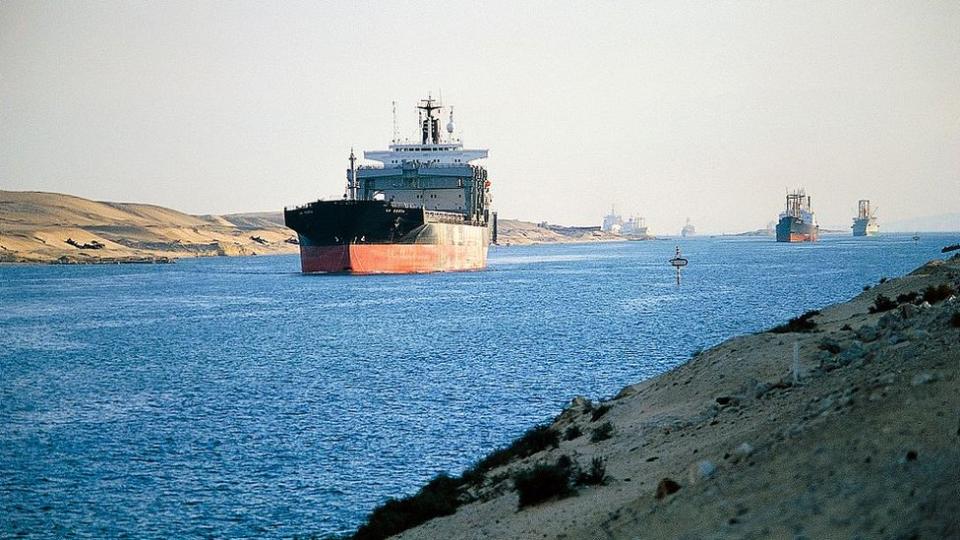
[446,106,455,140]
[392,101,399,143]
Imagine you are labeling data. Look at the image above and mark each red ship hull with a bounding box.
[299,243,487,274]
[285,200,490,275]
[784,232,817,243]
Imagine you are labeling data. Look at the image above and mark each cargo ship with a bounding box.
[284,97,493,274]
[601,206,649,237]
[775,189,819,243]
[851,199,879,236]
[681,218,696,237]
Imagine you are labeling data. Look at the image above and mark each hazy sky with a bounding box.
[2,1,958,232]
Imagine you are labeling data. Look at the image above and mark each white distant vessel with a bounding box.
[601,206,649,237]
[852,200,879,236]
[681,218,696,237]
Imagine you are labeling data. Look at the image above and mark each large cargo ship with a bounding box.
[851,199,879,236]
[775,189,819,243]
[284,97,493,274]
[601,206,650,237]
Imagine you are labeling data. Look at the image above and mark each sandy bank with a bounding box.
[351,256,960,540]
[494,219,628,245]
[0,190,298,263]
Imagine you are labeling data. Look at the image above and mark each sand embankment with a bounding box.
[0,190,298,263]
[495,219,626,245]
[358,256,960,540]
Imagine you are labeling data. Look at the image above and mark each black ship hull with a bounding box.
[776,216,819,243]
[284,200,488,273]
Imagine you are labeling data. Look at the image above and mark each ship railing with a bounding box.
[283,199,360,211]
[283,200,473,215]
[358,163,481,170]
[424,209,480,225]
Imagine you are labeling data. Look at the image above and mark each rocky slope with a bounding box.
[354,256,960,540]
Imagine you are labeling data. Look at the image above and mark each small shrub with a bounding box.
[770,310,820,333]
[485,471,511,488]
[461,425,560,485]
[896,291,920,305]
[563,425,582,441]
[655,478,681,499]
[951,311,960,328]
[591,422,614,443]
[879,277,888,284]
[353,474,460,540]
[515,425,560,454]
[575,457,608,486]
[460,456,501,486]
[869,295,897,314]
[922,284,956,304]
[863,285,871,291]
[817,339,842,354]
[841,324,853,331]
[590,404,612,422]
[513,457,574,509]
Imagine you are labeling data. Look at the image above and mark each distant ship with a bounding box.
[622,215,648,236]
[681,218,696,237]
[284,96,493,274]
[601,206,649,237]
[776,189,819,243]
[851,199,879,236]
[601,206,621,233]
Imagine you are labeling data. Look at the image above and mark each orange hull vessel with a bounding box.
[786,232,817,243]
[300,243,487,274]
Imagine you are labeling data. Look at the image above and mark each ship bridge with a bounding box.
[363,96,488,167]
[347,96,492,223]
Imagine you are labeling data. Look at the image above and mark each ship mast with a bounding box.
[417,95,443,144]
[392,101,399,144]
[348,148,357,200]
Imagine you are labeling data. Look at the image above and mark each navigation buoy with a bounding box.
[669,246,688,267]
[669,246,688,285]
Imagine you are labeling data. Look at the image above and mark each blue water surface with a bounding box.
[1,233,954,538]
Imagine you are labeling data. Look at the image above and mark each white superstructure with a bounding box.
[601,205,649,236]
[779,189,818,226]
[347,96,493,217]
[363,97,488,168]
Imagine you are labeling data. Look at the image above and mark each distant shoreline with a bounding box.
[3,190,956,264]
